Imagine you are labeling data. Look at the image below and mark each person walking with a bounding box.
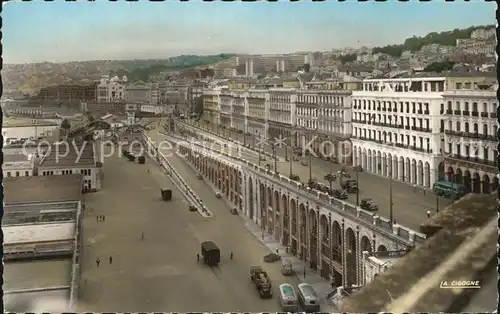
[102,215,106,222]
[230,252,233,260]
[96,258,100,267]
[96,215,99,222]
[141,232,145,240]
[109,256,113,264]
[196,253,200,262]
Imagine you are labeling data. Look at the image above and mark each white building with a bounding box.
[2,119,60,143]
[97,75,126,102]
[125,83,159,104]
[38,141,101,192]
[351,76,447,188]
[442,87,499,193]
[3,153,36,178]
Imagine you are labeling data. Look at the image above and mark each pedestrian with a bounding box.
[101,215,105,222]
[109,256,113,264]
[427,210,431,218]
[96,215,99,222]
[141,232,145,240]
[196,253,200,261]
[96,258,100,267]
[285,247,289,254]
[413,184,417,193]
[331,280,335,289]
[275,248,279,255]
[230,252,233,260]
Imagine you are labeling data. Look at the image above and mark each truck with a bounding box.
[201,241,220,266]
[250,266,273,298]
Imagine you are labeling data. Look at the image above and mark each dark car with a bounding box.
[289,174,300,181]
[342,179,358,193]
[360,198,378,211]
[331,189,348,200]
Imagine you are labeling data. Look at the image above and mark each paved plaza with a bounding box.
[78,145,303,312]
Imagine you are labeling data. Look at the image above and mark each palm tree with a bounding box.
[324,173,336,190]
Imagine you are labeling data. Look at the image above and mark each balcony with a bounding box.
[424,110,429,114]
[490,112,497,118]
[376,107,381,111]
[388,108,392,112]
[453,110,461,115]
[471,111,479,117]
[480,112,489,118]
[405,126,410,130]
[446,109,453,114]
[417,109,423,114]
[444,130,463,137]
[321,242,330,255]
[446,155,498,171]
[462,110,470,116]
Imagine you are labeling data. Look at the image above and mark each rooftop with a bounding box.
[39,141,95,168]
[4,175,83,205]
[342,194,497,313]
[3,116,59,128]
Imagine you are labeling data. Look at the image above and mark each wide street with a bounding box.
[177,119,453,231]
[79,141,302,312]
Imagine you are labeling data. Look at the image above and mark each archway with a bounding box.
[455,168,463,185]
[248,178,254,219]
[399,157,405,181]
[424,162,431,187]
[320,214,330,279]
[411,159,417,184]
[492,175,499,192]
[309,208,318,270]
[472,173,481,193]
[447,166,455,181]
[291,199,298,252]
[360,235,372,253]
[345,228,357,286]
[417,160,423,186]
[299,203,307,259]
[392,156,398,179]
[367,150,372,172]
[405,158,411,182]
[282,194,289,246]
[437,162,445,180]
[331,221,342,264]
[260,184,267,230]
[377,245,387,252]
[482,175,491,194]
[463,171,471,193]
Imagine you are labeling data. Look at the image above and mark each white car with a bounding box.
[215,192,221,198]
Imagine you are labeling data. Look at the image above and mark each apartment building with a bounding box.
[351,75,447,188]
[125,83,159,104]
[37,83,98,102]
[442,85,498,194]
[97,76,126,102]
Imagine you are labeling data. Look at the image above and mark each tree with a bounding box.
[61,118,71,130]
[324,173,336,190]
[423,60,455,73]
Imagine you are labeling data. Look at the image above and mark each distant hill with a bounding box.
[372,25,495,57]
[110,54,233,82]
[3,54,233,94]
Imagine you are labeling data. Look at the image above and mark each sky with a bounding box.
[3,0,496,64]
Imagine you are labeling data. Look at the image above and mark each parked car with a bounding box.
[331,189,348,200]
[215,192,221,199]
[289,174,300,181]
[196,173,203,180]
[301,159,309,166]
[341,179,358,193]
[360,198,378,211]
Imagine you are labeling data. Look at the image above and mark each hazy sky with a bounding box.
[3,0,495,64]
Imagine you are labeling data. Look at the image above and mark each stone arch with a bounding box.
[447,166,455,181]
[259,183,266,228]
[281,194,289,246]
[331,220,342,264]
[437,161,445,180]
[471,172,481,193]
[411,159,417,184]
[424,162,431,187]
[299,203,307,258]
[455,168,463,185]
[248,177,254,219]
[376,151,381,174]
[492,175,499,192]
[399,156,405,181]
[345,227,357,286]
[320,214,329,245]
[290,198,298,252]
[482,175,491,194]
[367,149,372,172]
[360,235,372,253]
[377,245,387,252]
[463,170,471,193]
[417,160,423,186]
[308,208,318,269]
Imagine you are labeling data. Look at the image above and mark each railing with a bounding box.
[174,136,424,246]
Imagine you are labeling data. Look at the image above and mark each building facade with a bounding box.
[351,76,447,189]
[442,88,498,193]
[37,83,98,102]
[97,76,126,103]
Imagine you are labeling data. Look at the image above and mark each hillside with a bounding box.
[372,25,495,57]
[3,54,233,94]
[110,54,232,82]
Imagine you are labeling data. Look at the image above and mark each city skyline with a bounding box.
[3,1,496,64]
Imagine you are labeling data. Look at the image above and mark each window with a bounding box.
[7,172,11,177]
[484,148,489,160]
[456,101,461,110]
[25,171,29,176]
[15,171,19,177]
[456,82,462,89]
[483,124,488,135]
[456,122,461,131]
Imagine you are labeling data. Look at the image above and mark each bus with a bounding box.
[432,180,465,200]
[297,283,320,312]
[279,283,298,312]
